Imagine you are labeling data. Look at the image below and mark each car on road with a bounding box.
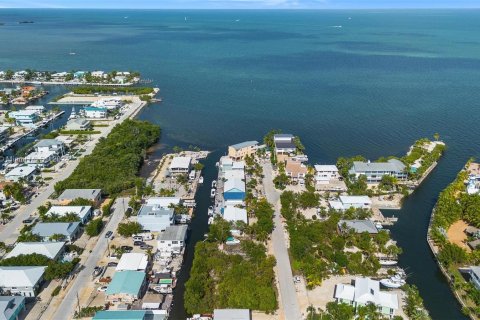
[140,244,153,250]
[133,241,144,246]
[22,219,33,224]
[97,286,108,292]
[107,262,118,267]
[125,208,132,216]
[105,231,113,238]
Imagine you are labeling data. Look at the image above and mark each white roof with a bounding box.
[214,309,250,320]
[0,266,46,288]
[25,150,56,161]
[145,197,181,208]
[329,201,345,211]
[334,283,355,300]
[339,196,372,205]
[116,253,149,272]
[5,165,37,178]
[223,206,248,224]
[335,278,398,310]
[5,242,65,260]
[314,165,338,172]
[224,178,245,193]
[169,156,191,169]
[232,161,245,170]
[46,206,92,221]
[9,110,37,116]
[224,170,245,180]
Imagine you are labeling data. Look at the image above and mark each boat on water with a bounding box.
[208,217,214,225]
[380,276,406,288]
[211,180,217,188]
[208,206,214,216]
[68,107,77,120]
[210,188,216,198]
[199,176,204,184]
[379,259,398,266]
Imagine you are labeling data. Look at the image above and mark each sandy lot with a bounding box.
[447,220,471,252]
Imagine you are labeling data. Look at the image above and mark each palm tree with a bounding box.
[1,213,10,224]
[434,133,440,141]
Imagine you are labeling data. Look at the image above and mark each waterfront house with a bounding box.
[467,266,480,291]
[13,71,27,80]
[214,309,251,320]
[8,110,39,127]
[0,266,46,297]
[137,203,174,232]
[57,188,102,205]
[51,72,68,81]
[0,296,25,320]
[91,71,105,78]
[349,159,407,183]
[157,225,188,254]
[144,197,182,209]
[105,270,146,304]
[334,277,398,318]
[74,71,86,79]
[65,118,91,131]
[222,206,248,224]
[273,134,296,154]
[91,98,123,110]
[338,220,379,234]
[5,242,65,261]
[223,178,246,202]
[32,222,81,242]
[4,165,37,182]
[116,253,149,272]
[46,205,93,224]
[168,156,192,175]
[34,139,65,155]
[25,105,45,114]
[314,165,340,184]
[24,150,57,168]
[329,195,372,211]
[84,107,107,119]
[228,141,259,160]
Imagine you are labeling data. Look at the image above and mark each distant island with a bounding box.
[18,21,34,24]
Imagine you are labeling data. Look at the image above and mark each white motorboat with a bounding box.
[212,180,217,188]
[208,206,214,216]
[375,222,383,229]
[68,107,77,120]
[199,176,204,184]
[208,217,214,225]
[379,259,398,266]
[210,188,216,198]
[380,277,405,289]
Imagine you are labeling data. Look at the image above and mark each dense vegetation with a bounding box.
[429,161,480,317]
[184,240,277,315]
[281,191,401,288]
[72,86,153,95]
[55,119,160,195]
[85,218,104,237]
[307,302,404,320]
[402,138,445,179]
[117,221,143,237]
[0,253,79,281]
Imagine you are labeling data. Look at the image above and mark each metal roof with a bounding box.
[34,139,63,148]
[58,189,101,201]
[214,309,251,320]
[169,156,191,169]
[93,310,146,320]
[32,222,80,238]
[0,266,46,288]
[5,242,65,260]
[351,159,405,173]
[229,141,259,150]
[158,225,188,241]
[116,253,149,272]
[106,271,145,296]
[338,220,378,234]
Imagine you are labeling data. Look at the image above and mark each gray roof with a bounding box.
[470,266,480,277]
[0,296,25,320]
[273,134,294,139]
[158,225,188,241]
[214,309,251,320]
[229,141,259,151]
[275,142,296,149]
[58,189,101,201]
[351,159,406,173]
[338,220,378,234]
[32,222,80,238]
[138,205,174,218]
[34,139,63,148]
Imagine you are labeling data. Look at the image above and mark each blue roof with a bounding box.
[84,107,107,112]
[105,271,145,296]
[93,311,146,320]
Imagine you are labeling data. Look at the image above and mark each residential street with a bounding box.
[263,162,302,320]
[48,197,129,320]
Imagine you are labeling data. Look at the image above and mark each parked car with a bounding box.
[125,208,132,216]
[22,219,33,224]
[107,262,118,267]
[140,244,153,250]
[120,246,133,252]
[134,241,144,246]
[105,231,113,238]
[97,286,108,292]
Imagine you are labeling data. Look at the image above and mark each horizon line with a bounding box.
[2,7,480,10]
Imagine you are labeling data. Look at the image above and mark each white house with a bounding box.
[0,266,47,297]
[168,157,191,175]
[228,141,259,161]
[84,107,107,119]
[273,134,296,154]
[144,197,181,209]
[334,277,399,318]
[4,165,37,182]
[223,178,246,204]
[57,189,102,205]
[8,110,39,127]
[137,204,174,232]
[349,159,407,183]
[24,150,57,168]
[5,242,65,261]
[34,139,65,155]
[329,196,372,211]
[46,206,93,224]
[223,206,248,224]
[157,225,188,254]
[32,222,81,242]
[116,253,149,272]
[314,165,340,184]
[65,118,91,131]
[91,71,105,78]
[25,105,45,114]
[91,98,123,110]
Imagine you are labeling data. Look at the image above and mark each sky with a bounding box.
[0,0,478,9]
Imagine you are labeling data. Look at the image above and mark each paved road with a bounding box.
[52,197,128,320]
[0,100,144,244]
[263,162,302,320]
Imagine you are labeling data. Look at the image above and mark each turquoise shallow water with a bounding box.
[1,9,480,319]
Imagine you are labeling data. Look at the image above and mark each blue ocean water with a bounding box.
[1,9,480,319]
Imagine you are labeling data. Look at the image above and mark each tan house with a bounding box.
[285,160,308,181]
[228,141,259,160]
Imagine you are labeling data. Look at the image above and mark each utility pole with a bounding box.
[76,292,80,315]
